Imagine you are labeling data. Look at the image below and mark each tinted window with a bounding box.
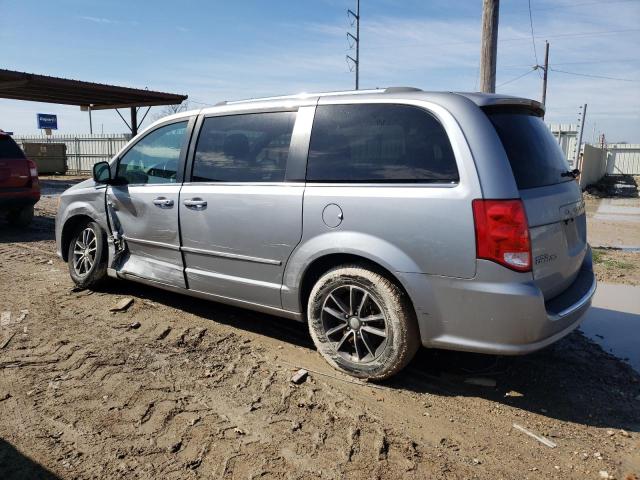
[0,135,26,159]
[117,121,188,184]
[192,112,297,183]
[306,104,458,183]
[486,109,571,189]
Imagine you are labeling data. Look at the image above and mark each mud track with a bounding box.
[0,191,638,479]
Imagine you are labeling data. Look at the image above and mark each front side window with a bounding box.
[306,104,459,183]
[117,121,188,184]
[192,111,297,183]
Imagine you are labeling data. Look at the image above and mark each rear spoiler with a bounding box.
[481,98,545,117]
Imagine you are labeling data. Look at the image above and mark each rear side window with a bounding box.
[306,104,459,183]
[486,109,571,189]
[192,112,297,183]
[0,135,26,159]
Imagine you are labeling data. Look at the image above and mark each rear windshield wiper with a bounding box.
[561,168,580,178]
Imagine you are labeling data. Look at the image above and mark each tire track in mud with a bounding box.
[1,284,460,478]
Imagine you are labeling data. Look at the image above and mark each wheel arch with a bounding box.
[60,214,95,261]
[296,253,418,324]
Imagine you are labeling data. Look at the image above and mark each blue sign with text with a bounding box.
[37,113,58,130]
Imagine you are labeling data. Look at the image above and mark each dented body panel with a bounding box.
[55,89,596,355]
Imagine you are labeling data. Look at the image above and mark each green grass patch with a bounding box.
[592,248,635,270]
[592,249,605,264]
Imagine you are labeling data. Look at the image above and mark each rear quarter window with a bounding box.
[306,104,459,183]
[0,136,26,159]
[485,108,571,189]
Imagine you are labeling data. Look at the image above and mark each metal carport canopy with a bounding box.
[0,69,188,135]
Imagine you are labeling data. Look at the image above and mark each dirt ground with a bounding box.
[585,175,640,248]
[0,189,639,479]
[592,248,640,286]
[586,197,640,249]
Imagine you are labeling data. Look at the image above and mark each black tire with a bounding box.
[67,220,108,289]
[7,205,34,227]
[307,265,420,381]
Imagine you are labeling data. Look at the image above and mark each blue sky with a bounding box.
[1,0,639,142]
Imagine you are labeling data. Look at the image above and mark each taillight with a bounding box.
[472,199,531,272]
[27,159,38,178]
[27,159,39,188]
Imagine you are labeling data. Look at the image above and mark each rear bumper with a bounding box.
[399,251,596,355]
[0,187,40,210]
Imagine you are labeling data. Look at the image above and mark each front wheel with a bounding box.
[67,220,108,289]
[307,265,420,381]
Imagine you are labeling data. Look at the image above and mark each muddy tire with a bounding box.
[67,220,108,289]
[7,205,34,227]
[307,265,420,381]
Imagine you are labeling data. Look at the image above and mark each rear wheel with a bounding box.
[307,265,420,380]
[7,205,34,227]
[67,220,108,289]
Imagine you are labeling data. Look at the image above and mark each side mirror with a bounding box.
[93,161,112,184]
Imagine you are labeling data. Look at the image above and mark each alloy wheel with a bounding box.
[72,227,97,277]
[320,284,388,363]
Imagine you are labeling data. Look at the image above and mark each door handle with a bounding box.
[152,197,174,208]
[183,198,207,210]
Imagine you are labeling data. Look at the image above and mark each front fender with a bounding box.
[55,186,108,259]
[281,231,423,313]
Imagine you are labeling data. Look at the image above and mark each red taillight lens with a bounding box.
[26,159,39,188]
[27,159,38,178]
[472,199,531,272]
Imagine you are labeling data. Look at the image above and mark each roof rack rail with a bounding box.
[218,88,385,106]
[211,87,423,107]
[384,87,423,93]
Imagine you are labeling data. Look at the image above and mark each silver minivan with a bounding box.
[56,88,596,379]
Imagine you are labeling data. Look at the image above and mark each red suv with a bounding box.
[0,131,40,226]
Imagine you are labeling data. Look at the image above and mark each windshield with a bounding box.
[485,108,571,189]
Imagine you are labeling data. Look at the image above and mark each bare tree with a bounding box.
[150,101,191,122]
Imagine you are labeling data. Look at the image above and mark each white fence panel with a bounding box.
[13,133,130,173]
[579,145,606,189]
[548,123,578,165]
[606,144,640,175]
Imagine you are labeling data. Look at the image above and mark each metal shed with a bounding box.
[0,69,187,136]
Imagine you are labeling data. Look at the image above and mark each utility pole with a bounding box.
[88,105,93,134]
[575,103,587,168]
[479,0,499,93]
[347,0,360,90]
[541,41,549,108]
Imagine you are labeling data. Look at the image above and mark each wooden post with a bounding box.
[541,41,549,107]
[479,0,500,93]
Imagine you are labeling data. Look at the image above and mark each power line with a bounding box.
[497,68,537,88]
[527,0,541,78]
[533,0,640,11]
[540,27,640,40]
[501,58,640,68]
[365,28,640,50]
[549,67,640,82]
